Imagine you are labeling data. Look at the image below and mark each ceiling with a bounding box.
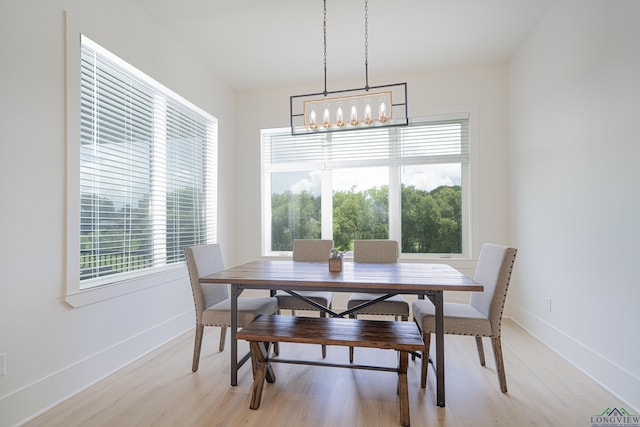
[133,0,555,92]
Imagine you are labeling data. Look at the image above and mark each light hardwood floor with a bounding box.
[24,318,625,427]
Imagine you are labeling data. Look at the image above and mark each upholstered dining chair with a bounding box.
[276,239,333,358]
[347,239,409,362]
[184,243,279,372]
[412,243,517,392]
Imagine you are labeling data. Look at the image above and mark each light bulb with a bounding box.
[350,105,358,126]
[378,102,387,123]
[309,110,318,130]
[364,104,373,125]
[336,107,344,127]
[323,108,331,128]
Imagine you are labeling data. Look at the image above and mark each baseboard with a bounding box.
[1,310,193,427]
[507,302,640,413]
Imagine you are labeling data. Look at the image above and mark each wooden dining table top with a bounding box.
[200,259,483,293]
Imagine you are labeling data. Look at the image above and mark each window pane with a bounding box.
[271,171,322,251]
[401,164,462,254]
[165,102,209,263]
[333,167,389,251]
[79,46,155,280]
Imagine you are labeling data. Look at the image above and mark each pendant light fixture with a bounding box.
[290,0,408,135]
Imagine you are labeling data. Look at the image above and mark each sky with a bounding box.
[276,163,461,196]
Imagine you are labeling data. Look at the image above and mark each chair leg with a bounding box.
[491,336,508,393]
[421,332,431,388]
[349,314,356,363]
[320,311,327,358]
[475,336,486,366]
[192,324,204,372]
[219,326,227,352]
[406,316,416,361]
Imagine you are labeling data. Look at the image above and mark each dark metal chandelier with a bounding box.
[290,0,409,135]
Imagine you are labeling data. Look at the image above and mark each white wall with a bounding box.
[0,1,236,425]
[509,0,640,411]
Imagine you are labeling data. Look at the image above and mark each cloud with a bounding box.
[402,164,461,191]
[277,164,461,196]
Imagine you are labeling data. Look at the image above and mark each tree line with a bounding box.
[271,184,462,254]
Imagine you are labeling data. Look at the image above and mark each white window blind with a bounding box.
[263,118,469,171]
[79,35,217,285]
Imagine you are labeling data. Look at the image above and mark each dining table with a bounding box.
[200,259,483,407]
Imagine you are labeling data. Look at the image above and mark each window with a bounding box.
[77,36,217,288]
[261,116,468,256]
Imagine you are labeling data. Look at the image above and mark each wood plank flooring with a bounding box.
[23,318,626,427]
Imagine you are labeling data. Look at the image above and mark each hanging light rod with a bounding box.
[290,0,409,135]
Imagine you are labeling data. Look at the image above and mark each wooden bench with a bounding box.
[236,314,424,427]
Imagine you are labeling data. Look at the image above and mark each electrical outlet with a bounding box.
[546,297,552,312]
[0,353,6,377]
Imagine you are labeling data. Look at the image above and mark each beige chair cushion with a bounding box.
[202,297,279,327]
[412,300,492,336]
[348,293,409,317]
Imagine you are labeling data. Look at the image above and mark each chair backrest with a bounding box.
[470,243,518,333]
[292,239,334,262]
[184,244,229,322]
[353,239,399,263]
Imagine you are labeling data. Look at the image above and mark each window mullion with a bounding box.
[388,127,401,246]
[321,169,333,241]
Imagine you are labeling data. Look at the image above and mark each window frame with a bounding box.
[65,33,217,307]
[260,113,471,259]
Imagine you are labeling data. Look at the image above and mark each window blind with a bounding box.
[79,35,217,284]
[262,117,469,171]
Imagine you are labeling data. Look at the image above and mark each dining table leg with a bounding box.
[231,284,239,386]
[434,291,445,407]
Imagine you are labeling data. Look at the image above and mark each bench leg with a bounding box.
[248,341,277,410]
[398,351,410,427]
[421,332,431,388]
[263,342,276,383]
